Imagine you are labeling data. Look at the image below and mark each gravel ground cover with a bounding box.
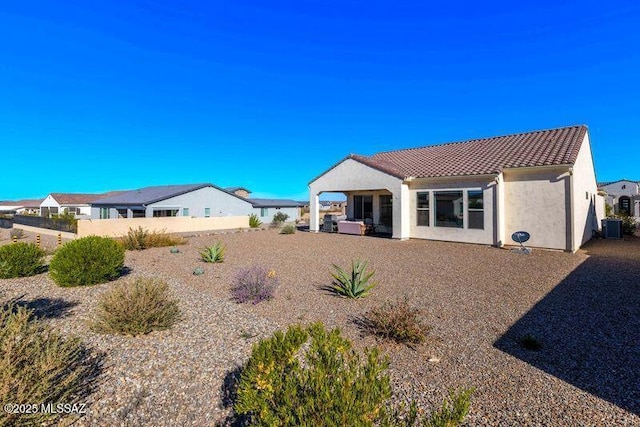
[0,227,638,426]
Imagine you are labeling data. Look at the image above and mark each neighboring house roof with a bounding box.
[91,183,250,206]
[49,192,124,205]
[249,198,305,208]
[314,125,588,182]
[225,186,252,194]
[597,179,639,188]
[0,199,43,208]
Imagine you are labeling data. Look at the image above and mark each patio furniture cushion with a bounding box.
[338,220,365,236]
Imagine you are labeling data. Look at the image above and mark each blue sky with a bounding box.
[1,1,638,201]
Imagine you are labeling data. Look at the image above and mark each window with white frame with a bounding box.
[416,192,429,226]
[183,208,189,217]
[435,191,463,228]
[204,208,211,218]
[260,208,268,217]
[467,190,484,229]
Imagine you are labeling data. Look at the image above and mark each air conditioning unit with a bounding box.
[602,219,623,239]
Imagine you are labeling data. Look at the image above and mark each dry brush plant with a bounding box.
[0,303,102,426]
[119,226,186,250]
[359,298,430,345]
[91,277,181,336]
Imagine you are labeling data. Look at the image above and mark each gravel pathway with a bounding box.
[0,227,638,425]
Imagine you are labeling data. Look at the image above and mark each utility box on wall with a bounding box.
[602,218,623,239]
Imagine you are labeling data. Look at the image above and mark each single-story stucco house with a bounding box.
[248,198,302,223]
[598,179,640,218]
[90,183,254,219]
[0,199,43,215]
[309,125,604,252]
[41,192,123,218]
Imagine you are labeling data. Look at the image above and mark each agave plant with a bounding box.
[330,260,377,298]
[200,241,226,263]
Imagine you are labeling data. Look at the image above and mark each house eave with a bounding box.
[502,164,573,174]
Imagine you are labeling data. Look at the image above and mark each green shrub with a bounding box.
[272,212,289,225]
[280,224,296,234]
[200,241,226,263]
[329,259,377,298]
[235,323,391,425]
[119,226,186,250]
[234,323,473,427]
[0,242,45,279]
[618,213,638,235]
[360,298,430,345]
[0,303,100,426]
[249,213,262,228]
[605,203,613,217]
[91,277,181,336]
[193,266,205,275]
[49,236,125,287]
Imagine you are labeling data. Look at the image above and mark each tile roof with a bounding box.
[50,192,124,205]
[91,183,251,206]
[249,198,304,208]
[0,199,43,207]
[346,125,588,179]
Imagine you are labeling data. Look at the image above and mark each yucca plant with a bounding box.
[249,213,262,228]
[200,242,226,263]
[329,259,377,298]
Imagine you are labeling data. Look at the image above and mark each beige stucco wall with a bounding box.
[570,133,601,250]
[77,216,249,238]
[13,224,76,239]
[503,168,569,251]
[408,177,496,245]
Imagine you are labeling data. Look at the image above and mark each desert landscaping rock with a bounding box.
[0,227,638,425]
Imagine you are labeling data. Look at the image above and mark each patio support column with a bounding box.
[310,192,320,232]
[392,183,410,240]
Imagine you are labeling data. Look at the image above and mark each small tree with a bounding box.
[272,212,289,225]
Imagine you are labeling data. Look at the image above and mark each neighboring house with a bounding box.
[90,183,254,219]
[225,187,252,199]
[248,199,303,223]
[0,199,42,215]
[309,125,603,252]
[40,193,122,218]
[598,179,640,218]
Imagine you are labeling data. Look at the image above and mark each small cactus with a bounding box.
[170,247,180,254]
[193,266,205,276]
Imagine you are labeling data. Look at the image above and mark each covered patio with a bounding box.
[309,156,411,239]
